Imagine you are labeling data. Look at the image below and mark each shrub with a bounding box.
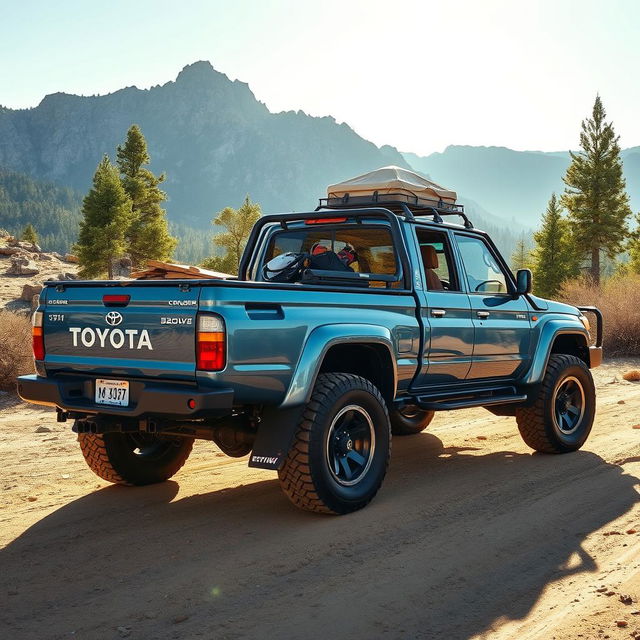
[0,311,33,390]
[560,274,640,356]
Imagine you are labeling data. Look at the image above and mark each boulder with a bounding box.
[64,254,79,263]
[0,246,22,256]
[38,252,55,261]
[110,256,132,278]
[9,240,41,253]
[55,272,77,281]
[21,283,43,302]
[7,255,40,276]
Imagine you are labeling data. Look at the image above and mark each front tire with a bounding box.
[278,373,391,514]
[390,405,435,435]
[77,431,193,485]
[516,354,595,453]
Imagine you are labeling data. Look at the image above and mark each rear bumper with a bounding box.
[16,374,234,418]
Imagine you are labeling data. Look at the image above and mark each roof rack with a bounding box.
[317,193,474,229]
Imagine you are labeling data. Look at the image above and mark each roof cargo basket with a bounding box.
[317,194,474,229]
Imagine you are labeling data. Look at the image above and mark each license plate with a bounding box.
[95,379,129,406]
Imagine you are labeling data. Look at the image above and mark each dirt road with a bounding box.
[2,360,639,640]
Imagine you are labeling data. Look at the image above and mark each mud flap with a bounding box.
[248,405,305,470]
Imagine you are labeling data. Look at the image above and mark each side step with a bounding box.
[413,385,527,411]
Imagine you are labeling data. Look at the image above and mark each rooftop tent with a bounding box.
[327,165,457,206]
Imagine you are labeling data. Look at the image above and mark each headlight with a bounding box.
[579,315,591,333]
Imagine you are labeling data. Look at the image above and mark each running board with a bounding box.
[414,386,527,411]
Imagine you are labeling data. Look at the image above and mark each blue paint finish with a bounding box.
[23,210,601,422]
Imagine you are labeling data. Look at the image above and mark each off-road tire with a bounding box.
[278,373,391,515]
[516,354,595,453]
[77,431,193,485]
[390,405,435,435]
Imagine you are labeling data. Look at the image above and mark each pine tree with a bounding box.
[116,125,176,268]
[74,156,133,279]
[561,96,632,285]
[202,196,261,275]
[510,235,532,271]
[20,223,38,245]
[530,193,581,298]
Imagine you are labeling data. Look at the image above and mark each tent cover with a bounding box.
[327,165,457,205]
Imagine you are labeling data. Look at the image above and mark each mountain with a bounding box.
[404,146,640,227]
[0,61,411,228]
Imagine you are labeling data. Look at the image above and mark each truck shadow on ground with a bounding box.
[3,433,639,640]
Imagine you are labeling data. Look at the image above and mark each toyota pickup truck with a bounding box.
[17,197,603,514]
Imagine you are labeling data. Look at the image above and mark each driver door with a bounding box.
[454,233,531,380]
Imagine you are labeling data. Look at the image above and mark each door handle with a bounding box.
[476,311,490,319]
[431,309,446,318]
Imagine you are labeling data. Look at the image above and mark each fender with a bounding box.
[520,315,590,386]
[248,324,397,470]
[280,323,397,408]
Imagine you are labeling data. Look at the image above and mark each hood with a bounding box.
[528,294,579,316]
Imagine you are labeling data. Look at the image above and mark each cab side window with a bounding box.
[415,229,459,291]
[456,234,509,294]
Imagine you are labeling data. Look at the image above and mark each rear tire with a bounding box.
[77,430,193,485]
[390,405,435,435]
[516,354,595,453]
[278,373,391,514]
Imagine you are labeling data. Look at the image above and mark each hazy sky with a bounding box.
[2,0,639,155]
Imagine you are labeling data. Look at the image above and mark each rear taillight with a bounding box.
[197,314,225,371]
[32,311,44,361]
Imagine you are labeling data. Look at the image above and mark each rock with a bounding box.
[35,426,52,433]
[173,615,189,624]
[64,253,79,263]
[27,496,37,502]
[620,594,634,605]
[50,251,63,260]
[116,626,131,637]
[476,435,488,440]
[110,256,132,278]
[606,591,616,596]
[9,240,41,253]
[7,255,40,275]
[38,253,54,261]
[627,529,637,534]
[0,246,22,256]
[618,400,626,404]
[597,587,608,593]
[615,620,628,627]
[21,283,43,302]
[623,370,640,382]
[55,272,77,281]
[633,425,640,430]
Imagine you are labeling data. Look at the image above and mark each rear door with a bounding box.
[43,283,200,381]
[413,227,474,386]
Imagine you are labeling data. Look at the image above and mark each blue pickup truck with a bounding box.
[17,197,602,514]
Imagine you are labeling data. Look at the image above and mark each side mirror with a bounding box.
[516,269,532,295]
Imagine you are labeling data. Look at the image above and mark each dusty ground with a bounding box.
[1,360,639,640]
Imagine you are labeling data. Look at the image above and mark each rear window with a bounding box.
[265,226,397,277]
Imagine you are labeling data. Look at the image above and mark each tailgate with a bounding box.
[42,284,200,381]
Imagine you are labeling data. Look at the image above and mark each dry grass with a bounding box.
[560,274,640,356]
[0,311,33,390]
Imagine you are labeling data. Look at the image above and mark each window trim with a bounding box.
[255,221,408,291]
[453,231,516,296]
[415,227,462,293]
